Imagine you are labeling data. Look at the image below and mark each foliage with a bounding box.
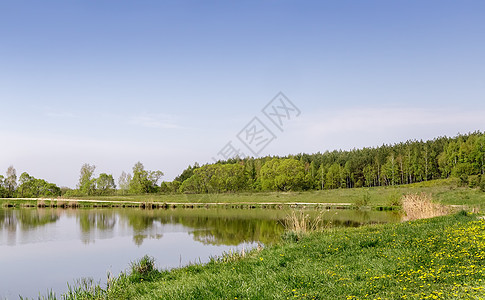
[118,171,131,195]
[69,164,129,196]
[5,165,17,197]
[129,162,164,194]
[159,180,180,194]
[77,163,96,195]
[96,173,116,195]
[386,190,403,207]
[129,255,159,282]
[173,131,485,194]
[180,163,247,193]
[62,188,86,198]
[174,162,199,183]
[260,158,309,191]
[0,168,61,198]
[0,175,9,197]
[468,174,481,188]
[17,172,61,197]
[355,189,371,207]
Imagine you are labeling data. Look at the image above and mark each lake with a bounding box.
[0,207,400,299]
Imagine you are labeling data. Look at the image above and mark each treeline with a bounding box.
[0,167,61,198]
[0,161,164,198]
[171,131,485,193]
[2,131,485,198]
[64,161,164,197]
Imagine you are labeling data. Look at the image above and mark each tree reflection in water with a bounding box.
[0,208,59,245]
[1,207,400,246]
[77,210,117,244]
[0,209,59,230]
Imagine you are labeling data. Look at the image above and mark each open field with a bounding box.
[54,212,485,299]
[2,178,484,211]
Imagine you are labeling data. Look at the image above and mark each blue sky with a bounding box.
[1,1,484,187]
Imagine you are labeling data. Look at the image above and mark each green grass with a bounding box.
[62,178,485,210]
[54,212,485,299]
[63,187,403,205]
[13,179,485,299]
[3,178,485,211]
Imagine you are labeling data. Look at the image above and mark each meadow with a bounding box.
[3,178,485,212]
[55,211,485,299]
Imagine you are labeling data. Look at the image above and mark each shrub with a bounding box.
[387,191,402,207]
[354,190,370,207]
[479,176,485,192]
[129,255,158,282]
[468,175,480,188]
[281,231,299,243]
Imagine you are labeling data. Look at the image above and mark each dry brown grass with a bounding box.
[283,210,325,235]
[402,193,450,221]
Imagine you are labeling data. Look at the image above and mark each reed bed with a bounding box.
[283,210,326,236]
[402,193,450,221]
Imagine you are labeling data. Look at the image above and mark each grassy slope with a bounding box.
[72,178,485,207]
[68,212,485,299]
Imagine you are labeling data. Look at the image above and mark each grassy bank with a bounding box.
[3,178,485,211]
[53,212,485,300]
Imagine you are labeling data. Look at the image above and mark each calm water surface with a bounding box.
[0,207,400,299]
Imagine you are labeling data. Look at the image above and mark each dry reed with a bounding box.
[283,210,325,235]
[402,193,450,221]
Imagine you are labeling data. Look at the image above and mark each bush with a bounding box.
[387,191,402,207]
[355,190,370,207]
[63,189,85,197]
[468,175,480,188]
[480,179,485,192]
[129,255,158,282]
[281,231,299,243]
[459,173,469,186]
[354,179,363,188]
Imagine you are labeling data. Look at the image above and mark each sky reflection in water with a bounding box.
[0,207,399,299]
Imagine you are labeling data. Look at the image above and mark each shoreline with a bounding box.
[47,212,485,299]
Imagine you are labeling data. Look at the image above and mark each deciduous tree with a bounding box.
[6,165,17,197]
[96,173,116,195]
[77,163,96,195]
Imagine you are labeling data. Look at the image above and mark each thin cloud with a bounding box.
[303,107,485,136]
[129,113,180,129]
[45,110,77,119]
[270,106,485,155]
